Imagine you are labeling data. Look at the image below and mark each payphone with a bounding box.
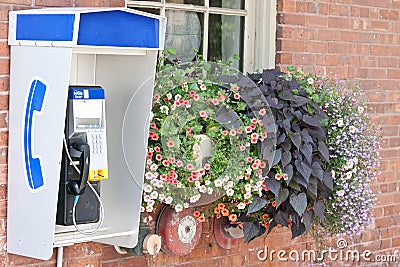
[56,86,108,230]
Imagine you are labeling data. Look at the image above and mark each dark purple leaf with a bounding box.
[290,132,301,149]
[276,188,289,208]
[303,115,321,127]
[247,195,268,215]
[300,143,312,164]
[243,221,266,243]
[281,151,292,167]
[318,141,330,162]
[311,162,324,181]
[289,193,307,216]
[323,171,333,191]
[314,201,325,221]
[264,177,281,197]
[272,149,282,166]
[283,164,293,184]
[303,210,313,233]
[295,159,312,182]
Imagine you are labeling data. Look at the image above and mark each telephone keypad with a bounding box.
[89,130,106,155]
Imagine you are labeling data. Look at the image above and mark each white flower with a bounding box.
[175,204,183,212]
[164,196,173,204]
[349,126,357,134]
[331,170,336,178]
[147,199,155,207]
[307,77,314,85]
[158,194,165,201]
[336,190,345,197]
[150,164,158,172]
[358,106,364,113]
[166,93,172,100]
[237,202,246,209]
[160,105,169,115]
[150,191,158,199]
[245,184,252,191]
[184,202,189,209]
[143,184,153,193]
[145,172,154,180]
[337,119,344,127]
[346,172,352,179]
[244,192,252,199]
[227,181,234,188]
[207,187,213,194]
[214,179,223,187]
[146,206,154,212]
[226,189,234,196]
[199,185,207,193]
[194,181,201,187]
[143,194,151,202]
[175,94,182,101]
[149,111,154,121]
[140,206,145,212]
[205,180,211,186]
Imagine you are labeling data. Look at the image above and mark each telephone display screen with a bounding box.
[73,101,104,129]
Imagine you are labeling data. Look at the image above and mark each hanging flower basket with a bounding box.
[141,61,276,213]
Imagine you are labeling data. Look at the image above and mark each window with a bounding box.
[127,0,276,73]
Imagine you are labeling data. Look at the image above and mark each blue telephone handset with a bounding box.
[23,78,47,191]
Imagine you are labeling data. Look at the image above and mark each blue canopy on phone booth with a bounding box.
[9,8,165,49]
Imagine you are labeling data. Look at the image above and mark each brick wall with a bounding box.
[1,0,400,266]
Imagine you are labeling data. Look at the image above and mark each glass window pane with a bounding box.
[208,14,244,70]
[166,0,205,5]
[165,10,203,63]
[210,0,244,9]
[132,7,160,15]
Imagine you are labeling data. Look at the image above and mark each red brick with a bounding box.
[387,69,400,79]
[278,13,306,26]
[328,17,351,28]
[318,3,328,15]
[318,29,341,41]
[278,0,295,12]
[328,43,349,54]
[371,20,390,31]
[306,15,328,27]
[35,0,73,6]
[370,45,389,56]
[291,28,316,40]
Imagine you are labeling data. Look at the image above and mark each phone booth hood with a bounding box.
[7,8,166,260]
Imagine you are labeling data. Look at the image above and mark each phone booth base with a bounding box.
[7,8,166,260]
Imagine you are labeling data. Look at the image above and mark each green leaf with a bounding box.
[247,195,267,215]
[289,193,307,216]
[276,188,289,208]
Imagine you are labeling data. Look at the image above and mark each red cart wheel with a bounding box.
[213,216,243,249]
[156,205,202,256]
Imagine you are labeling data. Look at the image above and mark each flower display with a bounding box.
[141,57,380,246]
[314,77,381,237]
[141,60,276,214]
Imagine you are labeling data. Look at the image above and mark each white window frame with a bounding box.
[126,0,276,73]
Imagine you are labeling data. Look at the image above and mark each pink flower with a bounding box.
[212,99,219,105]
[250,124,256,130]
[167,140,175,147]
[247,157,253,162]
[234,93,240,100]
[155,154,162,161]
[251,138,258,144]
[189,90,196,96]
[251,118,257,124]
[176,160,183,167]
[252,162,259,169]
[199,110,207,118]
[153,94,160,100]
[194,94,200,101]
[259,108,266,116]
[260,161,266,169]
[245,126,252,133]
[160,174,168,181]
[222,130,228,136]
[162,160,170,167]
[169,157,176,164]
[275,173,282,180]
[154,146,161,152]
[199,169,205,175]
[283,173,289,180]
[187,164,194,170]
[230,130,236,136]
[231,85,239,91]
[147,151,153,158]
[251,133,259,139]
[204,163,211,170]
[186,127,192,133]
[237,129,243,134]
[240,145,246,151]
[262,132,268,138]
